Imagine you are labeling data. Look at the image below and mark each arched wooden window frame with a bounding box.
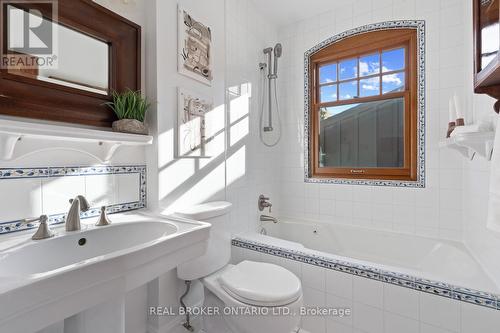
[304,21,425,187]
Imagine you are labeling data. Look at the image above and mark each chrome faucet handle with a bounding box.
[22,215,48,225]
[95,206,111,226]
[258,195,272,212]
[22,215,55,240]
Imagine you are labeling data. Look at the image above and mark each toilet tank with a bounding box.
[175,201,232,281]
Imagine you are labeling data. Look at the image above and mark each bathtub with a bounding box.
[232,218,500,311]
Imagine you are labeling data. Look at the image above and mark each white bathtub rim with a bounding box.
[232,234,500,311]
[260,217,498,291]
[236,231,480,291]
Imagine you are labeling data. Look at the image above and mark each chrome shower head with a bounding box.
[272,43,282,77]
[263,47,273,54]
[274,43,282,58]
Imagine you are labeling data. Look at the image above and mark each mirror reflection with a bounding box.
[479,0,499,70]
[6,5,109,95]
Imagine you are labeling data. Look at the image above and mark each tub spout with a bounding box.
[260,215,278,224]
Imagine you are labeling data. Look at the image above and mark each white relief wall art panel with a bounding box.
[178,6,213,85]
[177,87,214,158]
[0,165,146,234]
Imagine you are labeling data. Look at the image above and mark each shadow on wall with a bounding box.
[156,82,251,213]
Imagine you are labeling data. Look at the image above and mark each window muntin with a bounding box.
[309,28,419,182]
[317,47,406,103]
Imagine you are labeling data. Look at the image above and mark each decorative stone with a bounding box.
[112,119,148,135]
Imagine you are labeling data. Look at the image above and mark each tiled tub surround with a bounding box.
[232,237,500,333]
[0,165,146,234]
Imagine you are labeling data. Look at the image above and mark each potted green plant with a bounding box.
[105,89,150,135]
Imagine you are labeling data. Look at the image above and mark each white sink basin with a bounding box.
[0,221,178,276]
[0,211,210,333]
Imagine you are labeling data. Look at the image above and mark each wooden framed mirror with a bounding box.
[473,0,500,112]
[0,0,140,127]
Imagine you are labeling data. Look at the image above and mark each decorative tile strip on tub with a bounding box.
[0,165,146,235]
[232,238,500,311]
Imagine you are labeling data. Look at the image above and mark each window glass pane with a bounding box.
[382,72,405,94]
[339,58,357,80]
[359,53,380,77]
[318,97,404,168]
[339,80,357,100]
[359,77,380,97]
[319,63,337,84]
[382,48,405,72]
[320,84,337,103]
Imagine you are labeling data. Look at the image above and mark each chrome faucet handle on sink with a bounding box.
[95,206,111,226]
[22,215,55,240]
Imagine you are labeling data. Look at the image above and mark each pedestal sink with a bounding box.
[0,221,178,277]
[0,211,210,333]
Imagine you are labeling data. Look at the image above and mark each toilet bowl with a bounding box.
[175,202,303,333]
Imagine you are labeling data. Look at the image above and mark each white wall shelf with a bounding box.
[439,131,495,161]
[0,118,153,162]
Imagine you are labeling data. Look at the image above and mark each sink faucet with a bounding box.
[66,195,90,231]
[260,215,278,224]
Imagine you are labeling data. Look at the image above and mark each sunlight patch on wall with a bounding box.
[226,146,246,187]
[170,162,226,211]
[158,158,195,200]
[230,116,249,147]
[229,83,251,123]
[158,128,174,168]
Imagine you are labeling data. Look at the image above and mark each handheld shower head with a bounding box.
[272,43,282,77]
[274,43,282,58]
[263,47,273,54]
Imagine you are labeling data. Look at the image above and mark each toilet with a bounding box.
[175,201,303,333]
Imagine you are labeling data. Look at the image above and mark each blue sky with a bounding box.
[319,47,405,102]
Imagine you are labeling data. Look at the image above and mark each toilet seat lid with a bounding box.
[218,260,302,307]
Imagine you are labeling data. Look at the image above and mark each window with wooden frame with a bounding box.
[308,28,419,182]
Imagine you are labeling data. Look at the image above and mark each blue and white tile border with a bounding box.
[304,20,426,187]
[0,165,147,234]
[232,237,500,311]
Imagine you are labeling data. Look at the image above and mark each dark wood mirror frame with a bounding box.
[473,0,500,113]
[0,0,141,127]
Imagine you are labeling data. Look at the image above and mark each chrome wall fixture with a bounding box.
[259,43,283,147]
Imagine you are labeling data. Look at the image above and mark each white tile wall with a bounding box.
[0,178,42,222]
[85,174,116,207]
[0,172,142,223]
[270,0,471,241]
[116,173,141,203]
[459,0,500,290]
[232,246,500,333]
[225,0,281,235]
[42,176,86,215]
